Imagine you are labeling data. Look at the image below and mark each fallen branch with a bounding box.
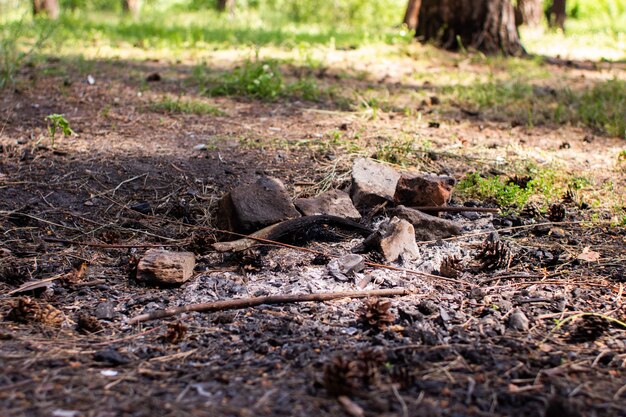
[410,206,499,214]
[129,288,410,324]
[212,215,372,252]
[43,236,185,249]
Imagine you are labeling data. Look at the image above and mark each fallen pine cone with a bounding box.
[6,297,64,327]
[521,202,542,219]
[357,298,395,330]
[548,203,566,222]
[568,315,609,343]
[76,313,103,333]
[440,255,462,278]
[476,234,512,271]
[0,261,30,286]
[162,321,187,344]
[322,355,362,397]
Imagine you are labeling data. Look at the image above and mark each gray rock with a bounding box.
[136,249,196,286]
[394,173,455,207]
[295,189,361,221]
[350,158,401,210]
[389,205,462,241]
[508,309,530,331]
[338,254,366,274]
[417,300,438,315]
[461,211,480,220]
[217,176,301,233]
[95,301,116,320]
[328,254,366,281]
[379,217,420,262]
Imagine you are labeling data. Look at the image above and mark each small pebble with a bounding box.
[508,309,530,331]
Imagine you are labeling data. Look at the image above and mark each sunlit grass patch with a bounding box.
[574,78,626,138]
[195,58,333,102]
[149,96,225,115]
[456,163,586,211]
[443,77,626,137]
[207,59,285,100]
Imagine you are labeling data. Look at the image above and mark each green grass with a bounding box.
[0,15,55,88]
[149,96,225,115]
[456,167,570,211]
[574,78,626,138]
[457,173,534,210]
[197,58,331,102]
[208,59,285,100]
[14,8,411,52]
[445,77,626,137]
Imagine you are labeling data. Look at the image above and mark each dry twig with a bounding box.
[129,288,410,323]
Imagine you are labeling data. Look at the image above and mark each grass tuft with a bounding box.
[149,96,225,116]
[209,60,284,100]
[575,78,626,138]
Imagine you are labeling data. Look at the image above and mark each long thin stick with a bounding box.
[410,206,499,213]
[42,236,185,249]
[129,288,410,324]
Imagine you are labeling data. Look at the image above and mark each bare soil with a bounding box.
[1,51,625,417]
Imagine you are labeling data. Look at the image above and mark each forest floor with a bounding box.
[1,39,626,417]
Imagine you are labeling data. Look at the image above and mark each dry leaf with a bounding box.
[577,247,600,262]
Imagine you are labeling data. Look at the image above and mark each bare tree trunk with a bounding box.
[415,0,524,56]
[122,0,141,17]
[403,0,422,31]
[515,0,543,26]
[216,0,235,13]
[547,0,566,29]
[32,0,59,19]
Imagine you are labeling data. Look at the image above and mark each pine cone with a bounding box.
[357,298,395,330]
[163,322,187,344]
[0,261,30,286]
[548,203,566,222]
[323,355,361,396]
[508,175,532,189]
[390,366,415,389]
[568,315,609,343]
[440,256,462,278]
[562,188,578,204]
[356,348,386,386]
[476,236,512,271]
[76,313,103,333]
[7,297,64,326]
[522,202,542,219]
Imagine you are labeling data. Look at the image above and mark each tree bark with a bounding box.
[122,0,141,17]
[32,0,59,19]
[216,0,235,12]
[403,0,422,31]
[547,0,566,29]
[515,0,543,26]
[415,0,524,56]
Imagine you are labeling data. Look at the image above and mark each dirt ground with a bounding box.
[1,48,625,417]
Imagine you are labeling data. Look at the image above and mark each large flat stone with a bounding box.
[218,176,301,233]
[350,158,401,210]
[390,205,462,241]
[394,173,455,207]
[295,189,361,221]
